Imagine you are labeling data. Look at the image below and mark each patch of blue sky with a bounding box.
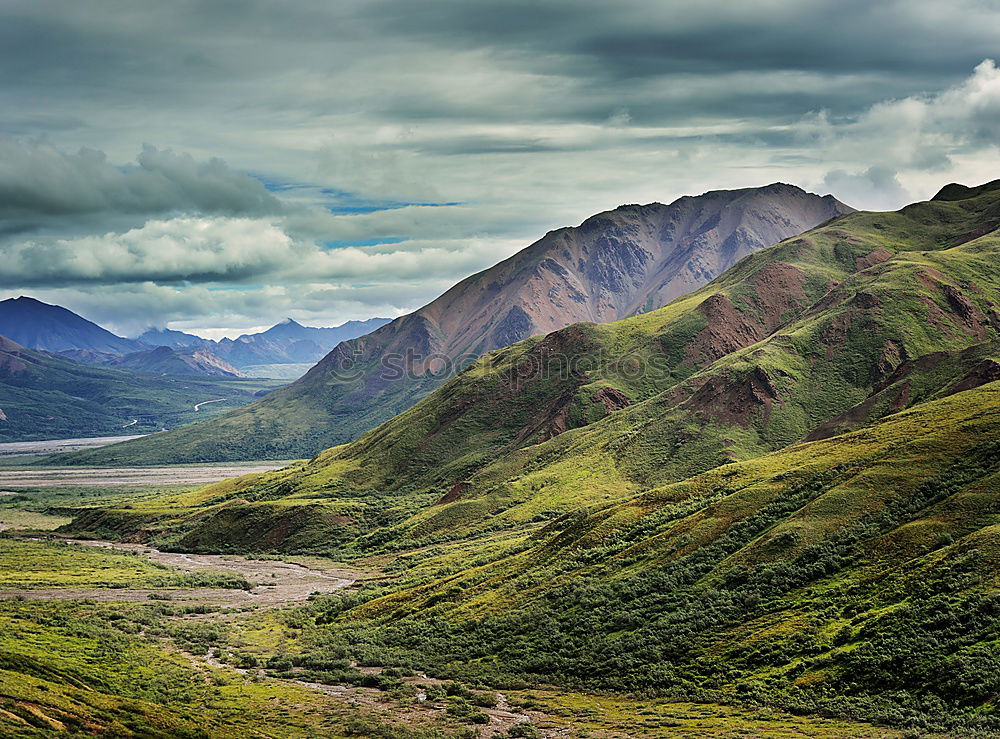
[321,237,407,249]
[255,176,312,193]
[321,189,461,214]
[254,176,460,213]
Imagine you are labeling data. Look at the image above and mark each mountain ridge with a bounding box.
[137,316,392,367]
[107,345,247,378]
[64,181,1000,548]
[0,296,143,355]
[74,182,852,464]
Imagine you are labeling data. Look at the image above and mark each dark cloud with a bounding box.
[0,138,282,220]
[0,0,998,334]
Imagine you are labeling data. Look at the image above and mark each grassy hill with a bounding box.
[0,337,284,442]
[281,381,1000,735]
[66,181,1000,553]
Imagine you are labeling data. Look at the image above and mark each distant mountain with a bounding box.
[55,344,247,379]
[0,296,143,354]
[75,183,853,463]
[0,334,282,442]
[55,348,119,365]
[135,327,209,350]
[137,317,392,367]
[107,346,246,378]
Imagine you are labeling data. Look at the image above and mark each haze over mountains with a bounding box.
[0,296,389,374]
[74,183,851,464]
[137,316,391,368]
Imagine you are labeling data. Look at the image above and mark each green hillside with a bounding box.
[0,338,284,442]
[70,381,1000,734]
[277,382,1000,736]
[56,181,1000,735]
[66,182,1000,554]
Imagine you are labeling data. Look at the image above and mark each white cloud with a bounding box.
[0,213,525,287]
[0,217,292,285]
[821,167,911,213]
[806,60,1000,206]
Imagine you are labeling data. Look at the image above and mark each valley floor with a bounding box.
[0,462,291,489]
[0,434,147,460]
[0,539,911,738]
[0,468,933,738]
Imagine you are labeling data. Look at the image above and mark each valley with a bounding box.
[0,476,914,738]
[0,462,290,489]
[0,538,362,607]
[0,335,288,443]
[0,434,146,459]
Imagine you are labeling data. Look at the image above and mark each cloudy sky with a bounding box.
[2,0,999,337]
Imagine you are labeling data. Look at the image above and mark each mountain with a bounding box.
[0,296,143,354]
[137,317,392,367]
[54,348,119,364]
[135,327,209,350]
[75,183,852,463]
[60,181,1000,735]
[107,346,246,378]
[54,344,247,379]
[0,335,283,441]
[67,180,1000,545]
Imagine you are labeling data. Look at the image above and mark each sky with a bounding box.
[1,0,999,338]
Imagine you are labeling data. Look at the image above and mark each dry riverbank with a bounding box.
[0,538,372,607]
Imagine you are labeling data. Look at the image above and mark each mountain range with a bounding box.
[72,183,851,464]
[0,298,389,441]
[0,335,282,441]
[106,345,247,378]
[60,179,1000,735]
[137,316,391,367]
[0,296,389,378]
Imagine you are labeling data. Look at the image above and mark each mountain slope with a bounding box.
[0,297,143,354]
[74,183,851,464]
[107,346,247,378]
[135,327,208,350]
[0,335,282,441]
[306,382,1000,735]
[63,181,1000,550]
[58,183,1000,735]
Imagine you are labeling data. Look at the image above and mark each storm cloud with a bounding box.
[1,0,999,335]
